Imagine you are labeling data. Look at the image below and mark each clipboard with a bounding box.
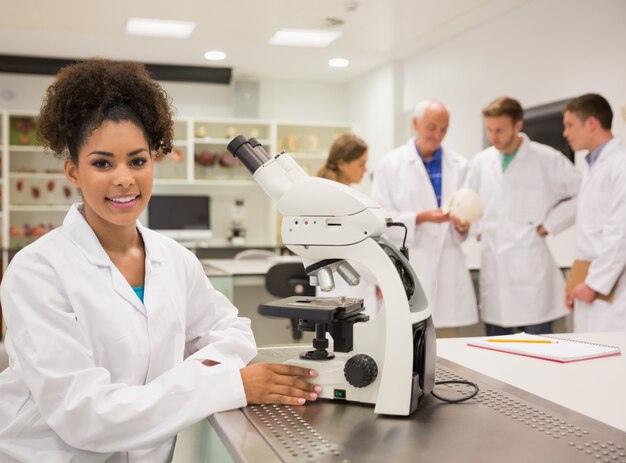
[565,259,616,303]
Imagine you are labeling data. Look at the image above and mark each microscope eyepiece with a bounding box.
[227,135,271,174]
[248,137,262,147]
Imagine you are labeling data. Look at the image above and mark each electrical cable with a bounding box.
[431,380,480,403]
[386,221,408,248]
[386,222,409,259]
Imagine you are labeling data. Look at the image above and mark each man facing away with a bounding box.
[465,96,581,336]
[563,93,626,332]
[372,99,477,337]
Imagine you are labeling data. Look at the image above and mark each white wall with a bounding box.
[162,81,234,118]
[170,78,351,123]
[0,73,350,123]
[402,0,626,156]
[258,80,348,122]
[0,73,54,111]
[0,72,237,117]
[347,63,398,194]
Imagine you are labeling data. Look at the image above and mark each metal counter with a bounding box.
[209,347,626,463]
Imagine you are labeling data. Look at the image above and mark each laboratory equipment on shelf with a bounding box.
[227,136,436,416]
[228,199,247,245]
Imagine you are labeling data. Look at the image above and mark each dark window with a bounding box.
[524,99,575,163]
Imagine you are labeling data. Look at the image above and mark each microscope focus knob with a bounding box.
[344,354,378,388]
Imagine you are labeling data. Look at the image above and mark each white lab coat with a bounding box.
[0,204,256,463]
[573,137,626,332]
[465,134,581,327]
[371,139,478,328]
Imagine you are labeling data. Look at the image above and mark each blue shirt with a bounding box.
[414,141,443,207]
[132,286,145,303]
[585,140,611,169]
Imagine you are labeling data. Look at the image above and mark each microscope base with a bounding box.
[285,353,378,405]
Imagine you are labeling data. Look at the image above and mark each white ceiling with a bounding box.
[0,0,529,83]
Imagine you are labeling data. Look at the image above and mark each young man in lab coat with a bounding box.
[563,93,626,332]
[465,96,581,336]
[371,100,478,336]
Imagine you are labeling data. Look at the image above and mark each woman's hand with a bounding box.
[240,363,320,405]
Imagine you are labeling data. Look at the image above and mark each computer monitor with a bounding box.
[148,195,212,241]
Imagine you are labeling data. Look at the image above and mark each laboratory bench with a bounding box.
[174,332,626,463]
[201,256,314,347]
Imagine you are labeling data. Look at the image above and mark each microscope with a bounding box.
[227,136,436,416]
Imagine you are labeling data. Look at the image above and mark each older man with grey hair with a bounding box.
[371,99,478,336]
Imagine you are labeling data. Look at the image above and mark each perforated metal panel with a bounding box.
[245,405,341,462]
[436,365,626,463]
[217,348,626,463]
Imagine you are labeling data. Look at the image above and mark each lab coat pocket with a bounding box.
[173,333,186,364]
[505,244,545,285]
[508,189,543,224]
[580,185,607,233]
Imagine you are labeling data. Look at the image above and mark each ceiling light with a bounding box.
[126,18,196,39]
[269,29,342,48]
[204,51,226,61]
[328,58,350,68]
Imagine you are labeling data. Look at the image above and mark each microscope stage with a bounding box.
[259,296,364,322]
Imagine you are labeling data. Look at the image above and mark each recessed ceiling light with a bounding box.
[204,51,226,61]
[126,18,196,39]
[269,29,342,48]
[328,58,350,68]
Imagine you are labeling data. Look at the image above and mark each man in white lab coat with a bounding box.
[563,93,626,332]
[465,96,581,336]
[372,100,478,336]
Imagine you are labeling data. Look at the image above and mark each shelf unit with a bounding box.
[1,111,76,260]
[276,121,351,176]
[189,118,273,182]
[0,111,354,271]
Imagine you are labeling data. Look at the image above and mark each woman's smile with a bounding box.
[107,194,141,209]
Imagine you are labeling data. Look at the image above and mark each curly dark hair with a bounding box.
[38,58,175,163]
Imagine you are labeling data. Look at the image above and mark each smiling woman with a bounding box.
[0,58,320,462]
[64,120,154,250]
[37,59,174,280]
